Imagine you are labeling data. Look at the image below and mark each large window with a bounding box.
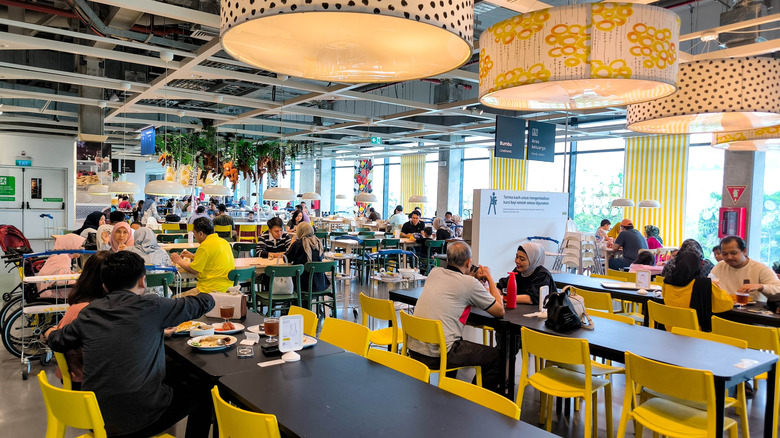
[461,148,490,217]
[424,153,439,217]
[334,160,353,215]
[684,146,724,263]
[761,151,780,266]
[386,157,401,212]
[572,139,625,232]
[372,159,385,218]
[526,153,567,192]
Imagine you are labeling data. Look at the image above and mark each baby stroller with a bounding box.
[0,225,38,326]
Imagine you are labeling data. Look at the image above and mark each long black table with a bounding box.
[553,272,780,327]
[219,353,556,438]
[164,312,344,379]
[389,287,779,438]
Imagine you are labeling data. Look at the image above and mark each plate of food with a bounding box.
[246,324,265,335]
[175,321,211,335]
[380,272,401,281]
[213,321,245,334]
[187,335,238,351]
[303,335,318,348]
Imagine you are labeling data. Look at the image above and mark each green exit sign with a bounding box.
[370,137,382,145]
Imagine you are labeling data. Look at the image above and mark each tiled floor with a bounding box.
[0,270,773,437]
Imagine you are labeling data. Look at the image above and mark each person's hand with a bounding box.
[180,250,194,259]
[101,230,110,244]
[477,265,492,280]
[170,252,183,265]
[118,243,127,251]
[164,327,176,337]
[738,283,763,293]
[44,326,58,342]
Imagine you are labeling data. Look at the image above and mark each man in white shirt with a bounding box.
[407,241,505,392]
[710,235,780,302]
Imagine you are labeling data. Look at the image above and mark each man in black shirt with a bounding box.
[46,252,215,437]
[401,210,425,238]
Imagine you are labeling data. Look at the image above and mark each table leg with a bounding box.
[501,325,512,399]
[715,380,726,437]
[764,363,778,438]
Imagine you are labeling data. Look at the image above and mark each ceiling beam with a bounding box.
[84,0,220,28]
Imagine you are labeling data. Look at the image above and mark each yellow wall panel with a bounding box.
[401,154,425,213]
[490,150,527,191]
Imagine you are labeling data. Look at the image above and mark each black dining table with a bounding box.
[164,312,345,380]
[553,272,780,327]
[218,352,556,438]
[389,287,778,438]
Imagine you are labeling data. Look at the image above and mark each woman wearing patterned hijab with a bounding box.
[661,238,714,278]
[644,225,664,249]
[286,222,330,293]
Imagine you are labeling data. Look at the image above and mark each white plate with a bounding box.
[174,321,211,336]
[246,324,265,335]
[303,335,317,349]
[212,322,245,334]
[187,335,238,351]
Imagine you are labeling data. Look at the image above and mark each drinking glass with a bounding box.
[220,306,234,326]
[264,317,280,343]
[735,292,750,309]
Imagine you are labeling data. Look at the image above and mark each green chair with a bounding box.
[330,231,347,238]
[228,267,257,312]
[173,238,189,243]
[152,229,163,234]
[157,234,178,243]
[231,248,239,258]
[355,239,381,282]
[314,230,329,251]
[303,261,338,318]
[233,242,255,258]
[257,265,304,316]
[381,239,401,271]
[420,240,445,275]
[145,272,174,298]
[358,231,375,238]
[356,227,370,232]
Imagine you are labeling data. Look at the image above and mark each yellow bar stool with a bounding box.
[647,300,700,331]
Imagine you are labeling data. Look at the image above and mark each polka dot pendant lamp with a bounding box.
[220,0,474,83]
[479,3,680,110]
[628,57,780,134]
[712,124,780,151]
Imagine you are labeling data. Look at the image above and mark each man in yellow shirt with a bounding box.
[171,217,234,294]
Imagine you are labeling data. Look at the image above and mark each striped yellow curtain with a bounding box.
[623,135,689,247]
[400,154,425,212]
[490,150,528,191]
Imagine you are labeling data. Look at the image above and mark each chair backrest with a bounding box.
[439,376,520,420]
[623,351,717,433]
[238,225,257,234]
[358,231,375,238]
[228,267,255,285]
[607,269,635,281]
[314,230,329,240]
[37,371,107,438]
[320,317,370,356]
[360,239,381,252]
[424,239,445,257]
[571,287,613,313]
[157,234,178,243]
[711,316,780,353]
[590,273,610,280]
[168,247,197,255]
[186,223,194,232]
[330,231,347,238]
[303,261,337,293]
[356,227,370,232]
[359,293,401,352]
[647,301,700,331]
[399,311,448,373]
[211,386,281,438]
[520,327,590,368]
[266,264,304,282]
[382,238,400,249]
[53,351,72,390]
[288,306,318,337]
[161,223,180,232]
[214,225,233,238]
[145,272,174,296]
[589,310,635,325]
[367,348,430,383]
[233,242,256,255]
[671,327,749,349]
[174,238,189,243]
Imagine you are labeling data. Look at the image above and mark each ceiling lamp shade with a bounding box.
[87,184,112,196]
[638,199,661,208]
[611,198,635,207]
[144,180,186,196]
[408,195,429,203]
[202,184,232,196]
[263,187,296,201]
[712,124,780,151]
[335,194,348,200]
[301,192,322,200]
[220,0,473,83]
[107,181,140,194]
[355,193,378,203]
[627,57,780,134]
[479,3,679,110]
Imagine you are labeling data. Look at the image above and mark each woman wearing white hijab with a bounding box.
[432,217,451,240]
[127,227,173,296]
[496,242,557,305]
[285,222,330,293]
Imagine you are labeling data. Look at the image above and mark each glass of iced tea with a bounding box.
[264,317,280,343]
[220,306,234,325]
[735,292,750,309]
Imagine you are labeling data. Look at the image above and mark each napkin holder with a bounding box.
[204,286,246,319]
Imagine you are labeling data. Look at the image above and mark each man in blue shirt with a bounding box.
[608,218,648,270]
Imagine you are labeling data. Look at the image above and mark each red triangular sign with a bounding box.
[726,185,747,204]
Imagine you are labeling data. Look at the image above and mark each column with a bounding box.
[437,147,463,217]
[721,151,765,259]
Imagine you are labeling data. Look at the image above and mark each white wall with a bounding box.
[0,133,76,228]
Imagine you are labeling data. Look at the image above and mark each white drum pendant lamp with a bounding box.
[202,184,232,196]
[355,193,378,203]
[87,184,112,196]
[479,3,679,110]
[302,192,322,200]
[712,124,780,151]
[145,180,186,196]
[408,195,428,203]
[108,181,141,194]
[627,57,780,134]
[263,187,296,201]
[220,0,474,83]
[611,198,635,207]
[638,199,661,208]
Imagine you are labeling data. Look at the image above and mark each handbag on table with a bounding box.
[543,285,594,332]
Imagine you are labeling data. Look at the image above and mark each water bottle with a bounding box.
[506,271,517,309]
[187,231,194,245]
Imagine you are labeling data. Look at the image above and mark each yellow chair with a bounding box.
[608,269,636,282]
[359,293,404,353]
[439,376,520,420]
[647,300,699,331]
[237,225,259,243]
[54,351,72,390]
[589,274,634,314]
[589,310,635,325]
[670,327,750,438]
[38,371,173,438]
[399,310,482,387]
[161,223,181,233]
[214,224,233,239]
[712,315,780,438]
[616,352,738,438]
[320,317,370,356]
[571,287,613,313]
[186,223,194,232]
[288,305,318,337]
[517,327,612,438]
[211,386,281,438]
[367,348,430,382]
